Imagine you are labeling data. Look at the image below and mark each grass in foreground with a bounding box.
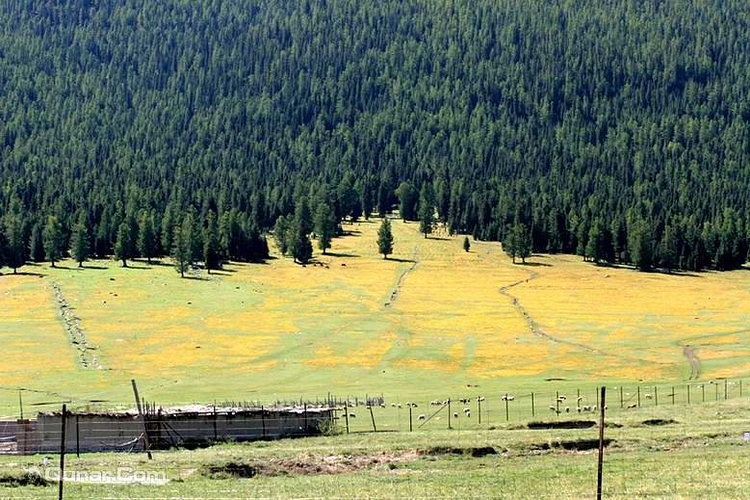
[1,398,749,498]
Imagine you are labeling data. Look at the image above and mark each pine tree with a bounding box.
[395,182,418,221]
[29,221,44,262]
[137,210,157,264]
[114,221,132,267]
[505,222,531,264]
[43,215,64,267]
[337,173,358,223]
[172,218,192,278]
[418,185,435,238]
[70,218,89,267]
[314,202,335,254]
[463,236,471,252]
[377,217,394,259]
[273,215,291,255]
[203,210,221,273]
[627,217,655,271]
[291,219,313,264]
[3,211,25,273]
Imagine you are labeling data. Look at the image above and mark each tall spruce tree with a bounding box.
[172,218,192,278]
[114,221,132,267]
[203,210,221,273]
[377,217,394,259]
[137,210,157,264]
[3,210,25,273]
[314,202,335,254]
[418,185,435,238]
[29,221,44,262]
[43,215,64,267]
[273,215,291,255]
[463,236,471,252]
[70,218,89,267]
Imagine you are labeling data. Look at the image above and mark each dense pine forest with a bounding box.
[1,0,749,274]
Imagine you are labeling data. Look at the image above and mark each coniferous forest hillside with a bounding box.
[1,0,749,273]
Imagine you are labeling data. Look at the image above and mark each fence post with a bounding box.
[531,392,535,418]
[637,386,640,407]
[715,383,718,401]
[596,387,606,500]
[58,404,67,500]
[369,405,377,432]
[304,403,308,432]
[555,391,560,415]
[447,399,452,429]
[672,386,675,405]
[344,402,350,434]
[741,380,743,398]
[409,404,413,432]
[131,379,152,460]
[477,397,482,425]
[725,379,728,400]
[619,386,623,408]
[654,386,658,406]
[687,385,690,404]
[261,405,267,438]
[505,393,509,421]
[702,384,705,402]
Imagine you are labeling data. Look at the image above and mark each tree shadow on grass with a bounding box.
[518,261,553,267]
[5,271,47,277]
[182,275,209,281]
[80,265,108,270]
[324,252,359,258]
[425,236,451,241]
[386,257,417,263]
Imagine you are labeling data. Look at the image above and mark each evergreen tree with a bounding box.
[505,222,531,264]
[314,202,335,254]
[203,210,221,273]
[137,210,157,264]
[418,185,435,238]
[395,182,418,221]
[627,217,655,271]
[377,217,394,259]
[114,221,132,267]
[29,222,44,262]
[172,220,192,278]
[43,215,64,267]
[3,212,25,273]
[463,236,471,252]
[337,173,358,222]
[70,219,89,267]
[291,216,313,264]
[273,215,291,255]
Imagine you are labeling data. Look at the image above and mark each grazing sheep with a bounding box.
[418,414,426,420]
[465,412,470,418]
[478,396,485,402]
[397,403,402,409]
[592,405,597,411]
[565,407,570,413]
[645,394,653,399]
[349,414,356,418]
[582,405,591,411]
[463,407,471,413]
[453,413,459,418]
[549,405,556,411]
[577,396,584,402]
[391,403,396,407]
[576,407,582,413]
[627,403,637,409]
[411,403,418,408]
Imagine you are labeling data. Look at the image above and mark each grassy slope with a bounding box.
[1,218,750,418]
[1,398,749,498]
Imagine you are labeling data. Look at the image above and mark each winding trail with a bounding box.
[498,269,610,356]
[50,281,103,369]
[384,248,419,307]
[683,346,701,380]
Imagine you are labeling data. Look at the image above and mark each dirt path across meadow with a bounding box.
[50,281,102,369]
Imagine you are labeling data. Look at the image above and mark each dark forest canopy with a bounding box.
[1,0,749,273]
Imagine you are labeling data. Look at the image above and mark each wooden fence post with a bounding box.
[131,379,152,460]
[531,392,535,417]
[619,386,623,408]
[687,385,691,404]
[596,388,606,500]
[344,402,350,434]
[725,379,728,400]
[447,398,451,430]
[409,404,413,432]
[477,397,482,425]
[505,393,509,421]
[637,386,641,407]
[58,404,67,500]
[654,386,658,406]
[368,405,377,432]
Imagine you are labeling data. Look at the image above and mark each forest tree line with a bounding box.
[1,0,749,274]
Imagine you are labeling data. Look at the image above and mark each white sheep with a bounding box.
[418,414,426,420]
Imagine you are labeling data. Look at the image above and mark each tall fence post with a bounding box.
[447,398,451,430]
[505,393,509,421]
[477,397,482,425]
[131,379,152,460]
[741,380,743,398]
[368,405,377,432]
[619,386,623,408]
[58,404,67,500]
[702,384,705,402]
[725,379,728,400]
[596,387,606,500]
[687,385,691,404]
[409,404,413,432]
[344,402,350,434]
[637,386,641,407]
[671,386,675,405]
[531,392,535,418]
[654,386,658,406]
